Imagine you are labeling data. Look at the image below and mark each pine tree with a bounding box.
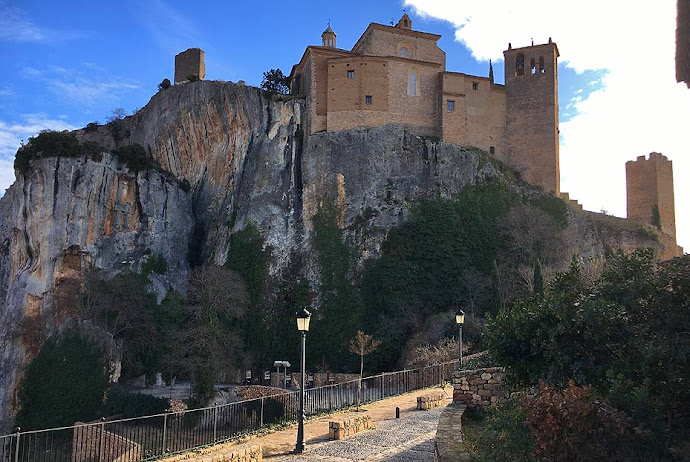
[533,259,545,296]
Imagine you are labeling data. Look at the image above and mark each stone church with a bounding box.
[289,14,560,194]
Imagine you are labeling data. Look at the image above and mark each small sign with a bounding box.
[245,370,252,379]
[264,370,271,380]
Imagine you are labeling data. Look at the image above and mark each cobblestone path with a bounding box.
[269,407,443,461]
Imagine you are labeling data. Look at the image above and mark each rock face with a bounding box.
[0,81,663,432]
[0,154,193,432]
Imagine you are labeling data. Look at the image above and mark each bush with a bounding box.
[113,144,159,172]
[15,329,111,430]
[462,400,536,462]
[142,253,168,275]
[103,385,169,419]
[521,381,656,461]
[186,74,200,83]
[84,122,99,132]
[158,78,172,91]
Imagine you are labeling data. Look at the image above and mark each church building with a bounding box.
[289,14,561,194]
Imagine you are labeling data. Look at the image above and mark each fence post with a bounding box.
[162,413,168,454]
[13,427,19,462]
[380,374,385,400]
[98,418,106,462]
[260,397,264,427]
[213,406,218,443]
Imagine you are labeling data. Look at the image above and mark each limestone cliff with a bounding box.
[0,81,663,432]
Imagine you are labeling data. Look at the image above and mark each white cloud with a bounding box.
[0,1,89,43]
[406,0,690,251]
[0,2,44,41]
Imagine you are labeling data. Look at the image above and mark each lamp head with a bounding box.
[296,307,311,332]
[455,310,465,325]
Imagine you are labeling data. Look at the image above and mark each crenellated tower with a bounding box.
[503,40,560,194]
[626,152,682,258]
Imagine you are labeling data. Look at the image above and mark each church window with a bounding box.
[347,70,355,79]
[490,146,495,154]
[408,70,417,95]
[539,57,545,73]
[365,95,373,104]
[447,100,455,112]
[472,81,479,90]
[399,47,409,57]
[530,58,536,74]
[516,53,524,76]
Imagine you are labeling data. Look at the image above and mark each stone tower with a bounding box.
[174,48,205,84]
[322,25,336,48]
[626,152,678,243]
[503,40,560,194]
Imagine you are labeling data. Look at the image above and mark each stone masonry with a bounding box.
[626,152,683,259]
[452,367,507,411]
[175,48,205,84]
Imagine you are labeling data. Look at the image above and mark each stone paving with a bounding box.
[269,407,443,461]
[158,388,452,462]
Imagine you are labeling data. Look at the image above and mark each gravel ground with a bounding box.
[270,407,443,461]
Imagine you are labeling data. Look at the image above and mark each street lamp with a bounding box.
[455,310,465,368]
[295,307,311,454]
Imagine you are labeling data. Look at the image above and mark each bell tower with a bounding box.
[321,24,336,48]
[503,40,560,194]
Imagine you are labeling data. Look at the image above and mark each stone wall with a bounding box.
[504,42,560,194]
[442,72,506,156]
[174,48,205,84]
[625,152,682,259]
[352,25,446,67]
[452,367,507,411]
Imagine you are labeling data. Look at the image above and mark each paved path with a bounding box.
[159,387,452,462]
[270,407,443,461]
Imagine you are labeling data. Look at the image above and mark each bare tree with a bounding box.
[460,268,489,316]
[349,331,381,411]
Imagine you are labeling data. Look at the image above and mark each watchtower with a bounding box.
[626,152,677,241]
[503,40,560,194]
[174,48,206,84]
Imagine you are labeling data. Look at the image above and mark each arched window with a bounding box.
[539,57,545,73]
[399,47,409,57]
[516,54,524,76]
[530,58,536,74]
[408,70,417,95]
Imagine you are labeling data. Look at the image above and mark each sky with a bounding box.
[0,0,687,250]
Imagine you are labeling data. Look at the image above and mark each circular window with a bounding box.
[399,47,409,57]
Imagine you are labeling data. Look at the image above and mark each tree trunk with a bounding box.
[357,354,364,411]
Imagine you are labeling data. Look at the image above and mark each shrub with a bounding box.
[521,381,655,461]
[186,74,200,83]
[103,385,168,419]
[113,144,159,172]
[158,78,172,91]
[15,329,111,430]
[84,122,99,132]
[142,252,168,276]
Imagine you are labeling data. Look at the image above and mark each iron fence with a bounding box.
[0,360,458,462]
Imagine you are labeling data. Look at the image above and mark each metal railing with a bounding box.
[0,360,458,462]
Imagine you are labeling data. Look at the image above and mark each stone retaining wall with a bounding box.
[452,367,506,410]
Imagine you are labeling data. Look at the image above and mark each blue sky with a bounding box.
[0,0,687,250]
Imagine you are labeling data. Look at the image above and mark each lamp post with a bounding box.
[295,307,311,454]
[455,310,465,368]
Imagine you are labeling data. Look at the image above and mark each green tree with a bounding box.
[16,329,110,430]
[489,260,503,316]
[261,68,290,94]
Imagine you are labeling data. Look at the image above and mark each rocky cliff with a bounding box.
[0,81,663,432]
